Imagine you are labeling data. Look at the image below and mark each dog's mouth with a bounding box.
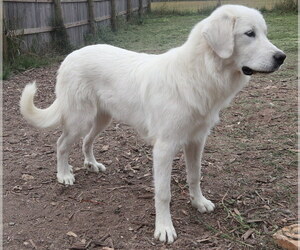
[242,66,276,76]
[242,66,254,75]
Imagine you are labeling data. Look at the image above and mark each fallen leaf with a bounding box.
[124,164,136,173]
[22,174,34,181]
[100,145,109,152]
[273,224,300,250]
[23,241,30,246]
[67,231,78,238]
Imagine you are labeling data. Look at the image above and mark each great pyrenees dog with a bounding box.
[20,5,285,243]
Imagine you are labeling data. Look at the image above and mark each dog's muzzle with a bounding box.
[242,51,286,76]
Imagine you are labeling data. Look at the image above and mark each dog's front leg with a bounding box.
[153,140,178,244]
[184,139,215,213]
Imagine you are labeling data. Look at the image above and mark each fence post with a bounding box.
[3,31,8,63]
[138,0,143,19]
[147,0,151,13]
[126,0,132,21]
[87,0,96,35]
[53,0,71,53]
[110,0,117,31]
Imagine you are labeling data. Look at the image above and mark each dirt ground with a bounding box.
[3,63,298,250]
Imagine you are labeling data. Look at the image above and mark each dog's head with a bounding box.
[202,5,286,75]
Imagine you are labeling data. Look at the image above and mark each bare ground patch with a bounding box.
[3,64,297,249]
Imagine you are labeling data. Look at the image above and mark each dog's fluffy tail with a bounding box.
[20,82,61,129]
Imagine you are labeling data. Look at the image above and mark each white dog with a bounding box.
[20,5,285,243]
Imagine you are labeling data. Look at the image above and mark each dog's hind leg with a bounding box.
[56,110,93,185]
[82,112,112,173]
[184,139,215,213]
[56,130,80,185]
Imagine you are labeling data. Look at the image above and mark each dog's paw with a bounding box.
[57,171,75,185]
[84,160,106,173]
[191,197,215,213]
[154,222,177,244]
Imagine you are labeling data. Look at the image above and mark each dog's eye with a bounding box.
[245,30,255,37]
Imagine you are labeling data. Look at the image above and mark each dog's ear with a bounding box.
[203,15,235,59]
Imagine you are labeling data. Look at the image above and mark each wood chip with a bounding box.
[181,209,188,216]
[247,218,264,223]
[233,208,241,216]
[69,242,86,250]
[242,229,255,240]
[196,238,211,243]
[29,239,37,249]
[137,194,153,199]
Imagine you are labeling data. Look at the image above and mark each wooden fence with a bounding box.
[3,0,150,56]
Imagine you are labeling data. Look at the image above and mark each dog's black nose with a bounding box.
[273,52,286,66]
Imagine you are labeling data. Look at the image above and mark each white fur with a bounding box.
[20,5,285,243]
[20,82,61,129]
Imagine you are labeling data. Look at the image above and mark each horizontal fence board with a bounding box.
[65,19,89,28]
[4,0,53,3]
[12,26,54,35]
[95,15,111,22]
[3,0,110,2]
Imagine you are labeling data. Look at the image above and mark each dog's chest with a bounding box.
[186,109,220,141]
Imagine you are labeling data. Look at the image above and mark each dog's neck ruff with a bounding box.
[173,42,249,118]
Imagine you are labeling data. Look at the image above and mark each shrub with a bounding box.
[272,0,298,13]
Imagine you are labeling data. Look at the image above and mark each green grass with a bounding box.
[263,13,298,78]
[2,53,60,80]
[2,64,11,80]
[266,14,297,53]
[86,14,203,53]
